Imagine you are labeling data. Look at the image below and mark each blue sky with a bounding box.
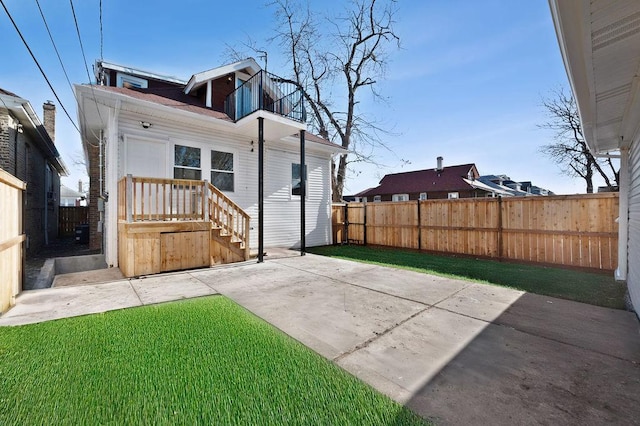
[1,0,597,194]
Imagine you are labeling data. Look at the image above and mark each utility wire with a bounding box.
[69,0,104,127]
[69,0,93,86]
[35,0,83,118]
[99,0,103,60]
[0,0,81,134]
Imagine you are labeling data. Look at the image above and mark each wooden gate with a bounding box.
[59,206,89,237]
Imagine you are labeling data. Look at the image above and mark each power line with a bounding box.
[99,0,103,60]
[69,0,94,87]
[35,0,81,114]
[69,0,104,128]
[0,0,81,134]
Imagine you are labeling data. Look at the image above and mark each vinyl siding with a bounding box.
[628,138,640,311]
[106,110,333,261]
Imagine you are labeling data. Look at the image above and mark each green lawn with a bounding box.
[0,297,427,425]
[308,245,627,310]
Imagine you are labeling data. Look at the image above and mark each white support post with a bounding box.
[206,80,212,108]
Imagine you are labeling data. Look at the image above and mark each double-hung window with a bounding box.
[211,150,234,192]
[174,145,201,180]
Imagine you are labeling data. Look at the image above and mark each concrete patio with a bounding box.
[1,253,639,424]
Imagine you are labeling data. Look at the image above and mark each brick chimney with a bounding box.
[43,101,56,143]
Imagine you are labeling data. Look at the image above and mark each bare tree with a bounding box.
[539,88,619,193]
[267,0,400,201]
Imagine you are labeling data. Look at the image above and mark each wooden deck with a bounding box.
[117,176,250,277]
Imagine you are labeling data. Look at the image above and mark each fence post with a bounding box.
[126,174,133,223]
[417,200,422,251]
[363,201,367,246]
[497,196,503,260]
[343,203,348,245]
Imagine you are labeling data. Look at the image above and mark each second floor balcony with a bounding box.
[224,70,306,123]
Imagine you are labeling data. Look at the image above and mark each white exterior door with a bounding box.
[125,137,167,178]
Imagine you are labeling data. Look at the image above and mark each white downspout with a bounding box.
[615,146,629,281]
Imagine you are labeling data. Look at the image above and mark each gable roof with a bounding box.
[359,164,479,197]
[184,58,262,95]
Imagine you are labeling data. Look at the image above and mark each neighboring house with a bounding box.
[60,183,86,206]
[0,89,68,254]
[354,157,497,202]
[549,1,640,311]
[75,59,345,271]
[478,175,554,196]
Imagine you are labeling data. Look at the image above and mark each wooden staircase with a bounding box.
[206,182,251,264]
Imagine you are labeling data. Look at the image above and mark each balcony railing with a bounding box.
[224,70,305,122]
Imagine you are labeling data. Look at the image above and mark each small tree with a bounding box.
[269,0,400,201]
[539,88,619,193]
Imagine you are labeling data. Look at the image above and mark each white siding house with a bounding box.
[76,59,344,268]
[549,0,640,312]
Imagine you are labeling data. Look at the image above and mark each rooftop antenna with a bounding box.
[257,50,268,73]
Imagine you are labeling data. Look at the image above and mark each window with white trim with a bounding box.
[174,145,201,180]
[373,195,381,202]
[392,194,409,202]
[291,163,308,196]
[116,72,148,89]
[211,149,234,191]
[419,192,427,200]
[448,192,459,199]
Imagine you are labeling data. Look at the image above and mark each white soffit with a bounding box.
[551,0,640,152]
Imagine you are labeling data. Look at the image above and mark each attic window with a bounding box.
[116,72,148,89]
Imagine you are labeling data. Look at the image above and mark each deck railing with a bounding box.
[224,70,305,122]
[118,175,250,256]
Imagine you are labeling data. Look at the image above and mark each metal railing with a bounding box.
[224,70,305,122]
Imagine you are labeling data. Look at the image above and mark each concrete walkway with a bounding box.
[2,253,639,424]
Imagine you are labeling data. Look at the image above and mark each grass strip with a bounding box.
[0,296,427,425]
[308,245,626,309]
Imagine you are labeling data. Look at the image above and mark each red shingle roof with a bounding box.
[91,85,232,121]
[91,86,338,148]
[359,164,479,197]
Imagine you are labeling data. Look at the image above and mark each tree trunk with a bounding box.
[333,154,347,202]
[585,159,594,193]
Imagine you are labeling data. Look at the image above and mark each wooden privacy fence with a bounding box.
[59,206,89,237]
[333,193,619,270]
[0,168,26,313]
